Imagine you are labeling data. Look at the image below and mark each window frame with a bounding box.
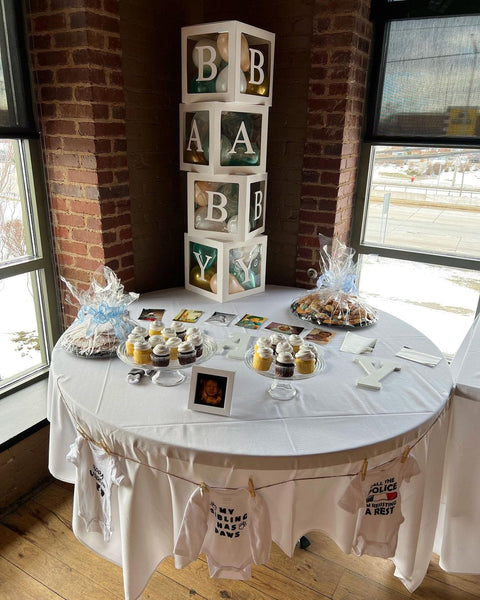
[351,0,480,276]
[0,1,61,397]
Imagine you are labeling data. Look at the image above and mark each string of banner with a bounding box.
[57,377,452,497]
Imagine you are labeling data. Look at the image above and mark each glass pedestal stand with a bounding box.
[116,336,217,387]
[244,347,325,400]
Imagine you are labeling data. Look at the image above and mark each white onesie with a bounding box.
[174,486,271,579]
[67,435,127,542]
[339,455,420,558]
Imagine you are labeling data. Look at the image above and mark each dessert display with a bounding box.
[151,344,170,367]
[291,236,377,328]
[58,266,139,358]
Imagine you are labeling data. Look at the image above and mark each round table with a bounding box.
[47,286,453,600]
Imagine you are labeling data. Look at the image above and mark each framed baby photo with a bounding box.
[188,366,235,416]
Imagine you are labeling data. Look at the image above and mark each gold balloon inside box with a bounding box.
[187,172,267,242]
[182,21,275,106]
[184,233,267,303]
[179,102,269,175]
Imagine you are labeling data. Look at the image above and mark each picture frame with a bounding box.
[188,366,235,416]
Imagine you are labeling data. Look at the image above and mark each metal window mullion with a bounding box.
[356,243,480,272]
[0,256,46,279]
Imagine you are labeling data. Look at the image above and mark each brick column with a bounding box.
[26,0,133,324]
[296,0,372,287]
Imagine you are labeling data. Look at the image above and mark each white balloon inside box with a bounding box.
[179,101,269,175]
[184,233,267,303]
[181,20,275,106]
[187,171,267,242]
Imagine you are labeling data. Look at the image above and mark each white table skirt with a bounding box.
[47,286,453,599]
[436,314,480,572]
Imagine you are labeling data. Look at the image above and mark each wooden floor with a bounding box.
[1,480,480,600]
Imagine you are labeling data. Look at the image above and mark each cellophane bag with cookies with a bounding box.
[291,236,377,327]
[58,266,139,357]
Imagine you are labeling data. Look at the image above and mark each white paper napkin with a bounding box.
[395,346,442,367]
[340,331,377,354]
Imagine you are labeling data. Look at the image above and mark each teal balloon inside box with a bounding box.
[184,233,267,303]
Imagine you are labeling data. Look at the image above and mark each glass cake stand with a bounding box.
[117,335,217,386]
[244,347,325,400]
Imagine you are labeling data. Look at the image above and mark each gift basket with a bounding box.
[58,266,139,357]
[291,236,377,327]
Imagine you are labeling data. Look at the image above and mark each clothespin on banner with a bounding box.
[200,481,209,493]
[361,459,368,481]
[401,447,410,463]
[248,478,256,497]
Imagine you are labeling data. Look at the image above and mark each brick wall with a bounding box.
[26,0,134,325]
[296,0,372,287]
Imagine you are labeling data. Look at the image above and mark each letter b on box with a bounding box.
[182,20,275,106]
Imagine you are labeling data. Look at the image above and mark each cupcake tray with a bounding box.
[244,346,325,400]
[116,335,217,386]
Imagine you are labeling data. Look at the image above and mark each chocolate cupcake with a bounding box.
[151,344,170,367]
[177,340,196,365]
[275,351,295,378]
[171,321,187,340]
[188,333,204,357]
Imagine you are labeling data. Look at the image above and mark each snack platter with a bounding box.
[291,291,377,327]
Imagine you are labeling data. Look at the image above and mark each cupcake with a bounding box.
[151,344,170,367]
[162,326,176,341]
[185,326,201,340]
[177,340,196,365]
[148,319,164,337]
[253,346,274,372]
[269,332,286,353]
[148,334,164,348]
[254,337,272,353]
[276,341,294,355]
[131,325,148,338]
[275,351,295,378]
[299,342,319,358]
[289,334,303,354]
[295,347,316,374]
[166,336,181,360]
[133,339,151,364]
[126,333,143,356]
[171,321,187,340]
[188,333,204,357]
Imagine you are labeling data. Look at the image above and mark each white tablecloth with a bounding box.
[47,286,453,600]
[436,314,480,572]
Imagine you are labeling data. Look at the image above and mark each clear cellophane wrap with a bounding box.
[291,236,377,327]
[58,266,139,357]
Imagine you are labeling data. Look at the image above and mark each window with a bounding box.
[0,2,60,396]
[352,1,480,357]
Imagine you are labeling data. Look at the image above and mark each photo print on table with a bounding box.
[173,309,204,323]
[235,313,267,330]
[188,366,235,416]
[304,327,337,345]
[265,321,304,335]
[138,308,166,321]
[205,311,237,326]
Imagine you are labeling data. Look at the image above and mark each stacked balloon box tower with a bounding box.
[180,21,275,302]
